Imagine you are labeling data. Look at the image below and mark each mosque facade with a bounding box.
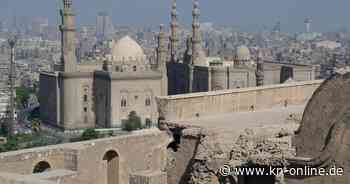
[39,0,167,130]
[39,0,318,130]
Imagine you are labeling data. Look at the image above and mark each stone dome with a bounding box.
[112,36,146,62]
[236,45,251,61]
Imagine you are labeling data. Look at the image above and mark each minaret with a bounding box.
[191,0,202,65]
[59,0,77,72]
[157,24,168,95]
[183,35,192,65]
[157,24,168,69]
[170,0,179,63]
[256,50,264,86]
[7,36,17,135]
[304,18,312,33]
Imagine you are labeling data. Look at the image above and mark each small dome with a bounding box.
[112,36,145,62]
[236,45,251,61]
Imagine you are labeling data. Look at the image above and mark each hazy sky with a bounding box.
[1,0,349,32]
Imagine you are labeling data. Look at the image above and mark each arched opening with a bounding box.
[103,150,119,184]
[145,118,152,128]
[33,161,51,173]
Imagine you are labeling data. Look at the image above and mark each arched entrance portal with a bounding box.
[103,150,119,184]
[33,161,51,173]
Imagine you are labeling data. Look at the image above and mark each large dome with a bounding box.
[236,45,251,61]
[112,36,145,62]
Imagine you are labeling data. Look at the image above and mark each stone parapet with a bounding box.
[129,171,167,184]
[157,80,323,121]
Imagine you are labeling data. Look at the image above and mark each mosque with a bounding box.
[166,0,318,95]
[39,0,318,130]
[39,0,167,130]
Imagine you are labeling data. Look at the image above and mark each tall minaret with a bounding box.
[59,0,77,72]
[256,50,264,87]
[157,24,168,95]
[170,0,179,63]
[191,0,202,65]
[157,24,168,69]
[304,18,312,33]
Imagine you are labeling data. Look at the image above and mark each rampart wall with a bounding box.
[157,80,323,121]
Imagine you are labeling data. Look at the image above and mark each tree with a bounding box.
[16,87,32,108]
[80,128,99,141]
[122,111,142,132]
[31,118,41,133]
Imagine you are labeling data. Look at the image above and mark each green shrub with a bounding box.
[81,128,99,141]
[3,138,19,152]
[122,111,142,132]
[16,87,32,108]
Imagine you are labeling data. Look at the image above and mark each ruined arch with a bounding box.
[33,161,51,173]
[103,150,120,184]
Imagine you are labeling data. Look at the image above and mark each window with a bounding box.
[115,66,120,72]
[121,99,127,107]
[145,118,152,128]
[84,107,87,112]
[145,98,151,106]
[133,66,137,71]
[84,95,88,102]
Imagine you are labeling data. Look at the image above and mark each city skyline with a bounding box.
[0,0,350,33]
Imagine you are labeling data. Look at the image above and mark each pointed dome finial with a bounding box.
[192,0,200,17]
[172,0,177,9]
[194,0,199,8]
[159,24,165,32]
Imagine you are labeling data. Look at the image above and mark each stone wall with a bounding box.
[0,172,55,184]
[60,72,96,130]
[157,80,323,121]
[94,73,111,128]
[0,129,171,184]
[210,66,256,90]
[39,72,60,127]
[167,63,190,95]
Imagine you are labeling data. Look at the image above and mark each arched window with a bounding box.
[145,118,152,128]
[33,161,51,173]
[121,98,127,107]
[145,98,151,106]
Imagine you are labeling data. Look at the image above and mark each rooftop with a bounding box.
[170,104,304,152]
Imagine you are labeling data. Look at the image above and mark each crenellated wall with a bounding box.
[157,80,323,121]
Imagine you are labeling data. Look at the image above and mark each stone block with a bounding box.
[129,170,167,184]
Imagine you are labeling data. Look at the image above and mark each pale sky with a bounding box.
[0,0,349,32]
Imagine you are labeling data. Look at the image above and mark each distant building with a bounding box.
[0,90,17,120]
[166,0,318,95]
[314,40,341,50]
[40,1,167,130]
[31,17,49,36]
[96,12,114,41]
[39,0,318,130]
